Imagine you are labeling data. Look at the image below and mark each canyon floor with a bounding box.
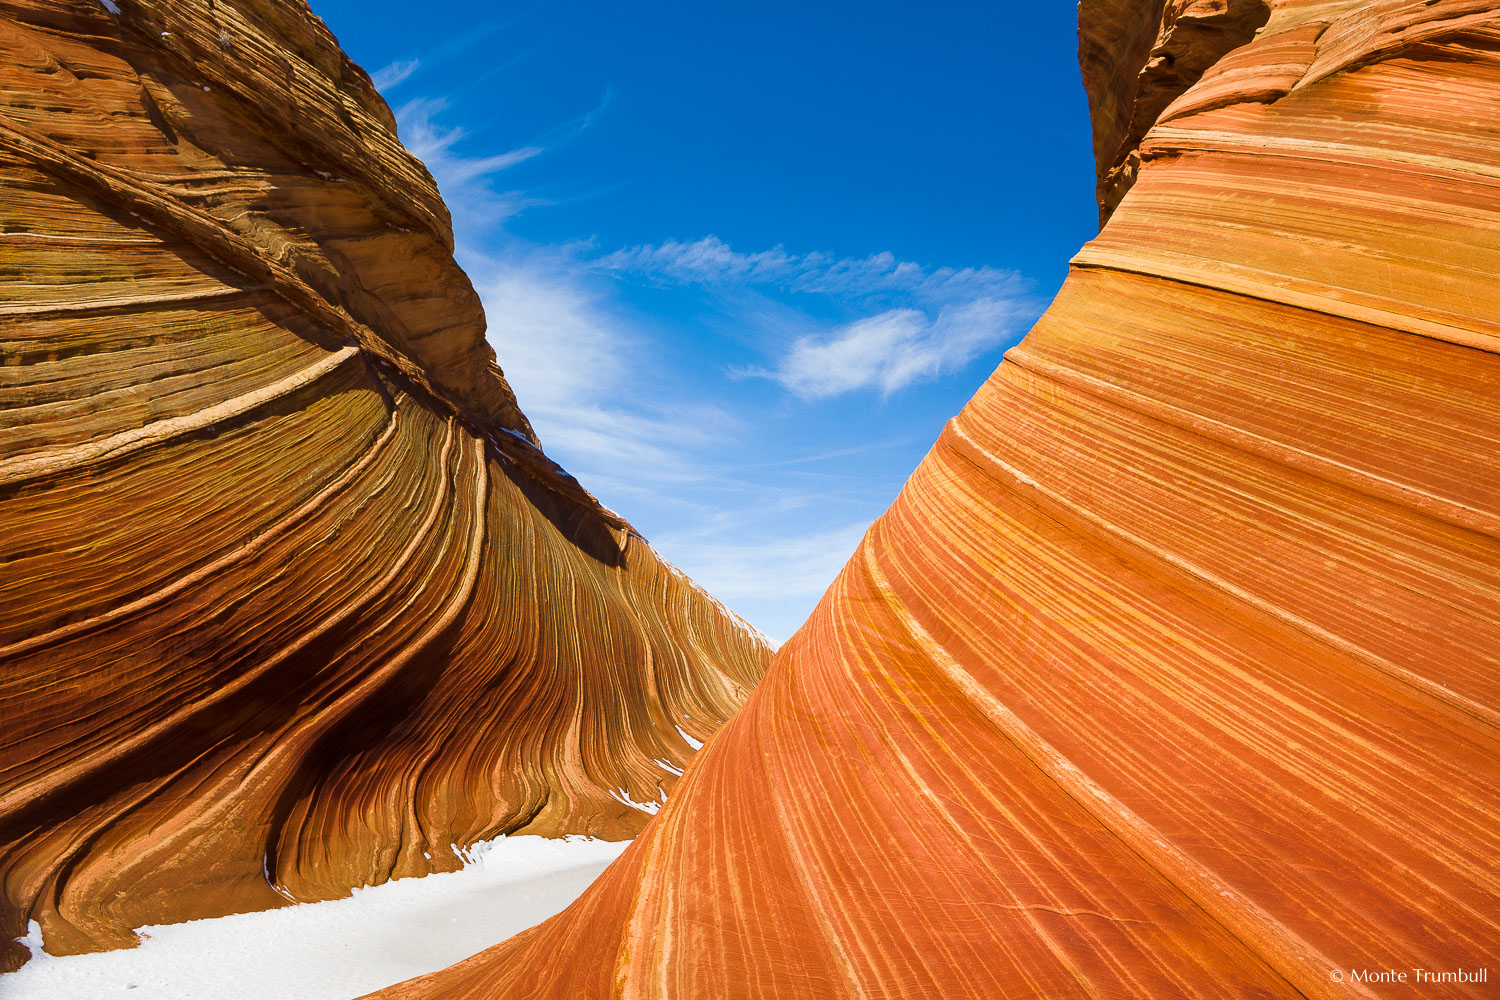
[0,836,627,1000]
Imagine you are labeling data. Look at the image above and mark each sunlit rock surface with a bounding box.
[372,2,1500,997]
[1079,0,1272,224]
[0,0,769,971]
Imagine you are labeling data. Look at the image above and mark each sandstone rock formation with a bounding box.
[0,0,769,971]
[1079,0,1273,224]
[371,2,1500,997]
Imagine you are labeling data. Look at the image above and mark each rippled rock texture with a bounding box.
[0,0,769,971]
[373,2,1500,998]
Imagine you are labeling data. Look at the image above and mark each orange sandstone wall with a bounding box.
[1079,0,1273,224]
[372,2,1500,998]
[0,0,769,970]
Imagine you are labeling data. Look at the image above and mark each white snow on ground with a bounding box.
[1,835,628,1000]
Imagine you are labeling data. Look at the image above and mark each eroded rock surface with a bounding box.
[1080,0,1272,224]
[372,2,1500,997]
[0,0,769,970]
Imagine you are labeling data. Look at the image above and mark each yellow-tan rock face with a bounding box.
[0,0,769,970]
[371,2,1500,998]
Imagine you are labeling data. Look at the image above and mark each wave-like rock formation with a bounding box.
[373,2,1500,997]
[0,0,769,971]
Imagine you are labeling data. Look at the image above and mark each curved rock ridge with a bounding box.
[0,0,769,971]
[371,2,1500,998]
[1080,0,1273,225]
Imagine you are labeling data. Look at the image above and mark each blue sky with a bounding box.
[312,1,1098,642]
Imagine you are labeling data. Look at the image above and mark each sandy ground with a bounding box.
[1,835,628,1000]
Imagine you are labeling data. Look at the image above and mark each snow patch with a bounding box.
[608,786,662,815]
[2,835,628,1000]
[652,756,684,776]
[260,855,296,903]
[675,722,704,751]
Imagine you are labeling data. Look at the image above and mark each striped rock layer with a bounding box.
[373,2,1500,998]
[0,0,769,971]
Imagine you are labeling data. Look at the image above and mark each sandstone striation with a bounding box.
[0,0,769,971]
[1080,0,1273,224]
[372,2,1500,998]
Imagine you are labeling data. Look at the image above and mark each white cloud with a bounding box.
[470,255,731,486]
[389,95,727,489]
[605,236,1034,399]
[769,296,1025,398]
[601,236,1025,306]
[397,97,542,183]
[653,522,869,603]
[467,250,877,642]
[380,95,1018,636]
[477,263,620,413]
[394,98,542,232]
[371,58,421,92]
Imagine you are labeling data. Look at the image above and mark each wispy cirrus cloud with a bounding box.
[371,58,421,92]
[469,254,733,486]
[394,98,544,232]
[386,95,1021,638]
[391,94,727,495]
[652,521,870,603]
[600,236,1024,304]
[396,97,543,186]
[601,236,1037,398]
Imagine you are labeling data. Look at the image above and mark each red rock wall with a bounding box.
[1080,0,1273,224]
[372,2,1500,997]
[0,0,769,970]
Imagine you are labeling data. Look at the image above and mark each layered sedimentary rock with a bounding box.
[1079,0,1274,224]
[375,2,1500,998]
[0,0,769,971]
